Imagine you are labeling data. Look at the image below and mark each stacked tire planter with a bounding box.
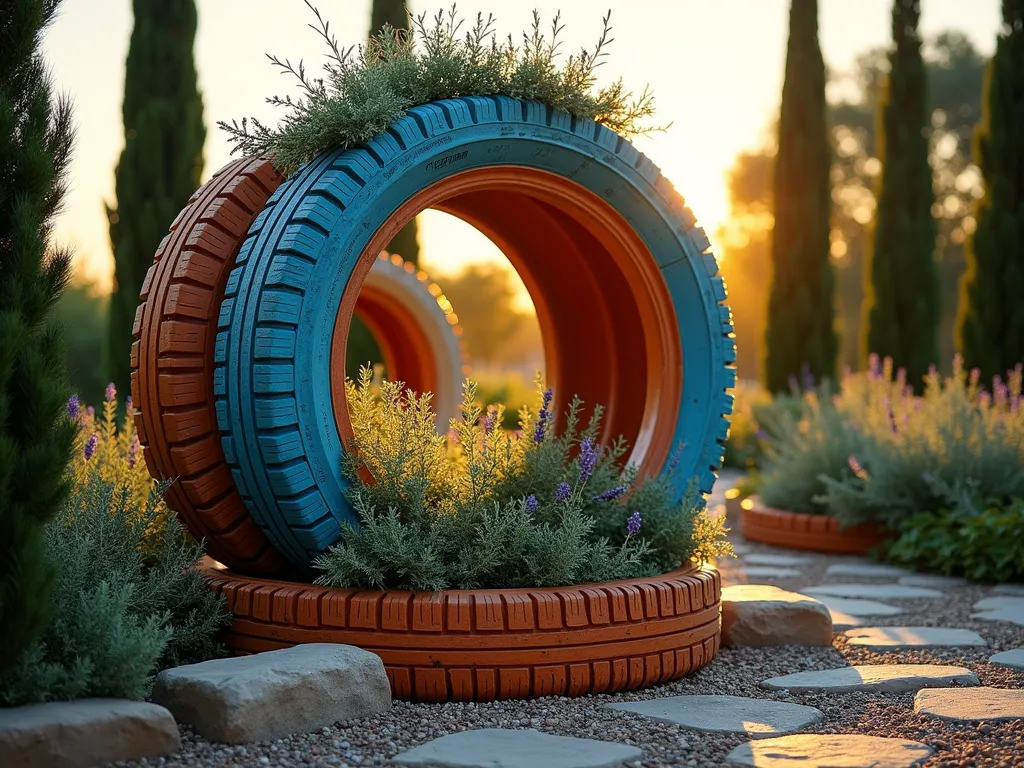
[740,499,890,555]
[132,96,736,702]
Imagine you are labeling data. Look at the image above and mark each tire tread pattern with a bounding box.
[741,501,889,554]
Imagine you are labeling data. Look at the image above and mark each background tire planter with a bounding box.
[215,96,736,571]
[201,559,722,703]
[131,157,468,575]
[740,499,889,555]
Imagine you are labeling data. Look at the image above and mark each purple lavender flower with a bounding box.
[970,368,981,385]
[555,481,571,502]
[482,406,496,435]
[104,382,116,402]
[128,436,140,468]
[579,437,598,483]
[533,389,553,443]
[626,511,642,537]
[66,395,80,420]
[594,485,627,503]
[868,353,881,379]
[84,434,99,461]
[525,495,538,514]
[86,406,95,419]
[125,395,133,417]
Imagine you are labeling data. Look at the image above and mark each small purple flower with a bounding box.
[848,455,868,481]
[66,395,80,420]
[128,436,140,468]
[482,406,496,435]
[626,511,642,537]
[84,434,99,461]
[125,395,133,417]
[801,363,815,392]
[594,485,627,503]
[533,389,553,444]
[668,443,683,472]
[868,353,882,379]
[579,437,598,483]
[104,382,116,402]
[86,406,95,419]
[555,481,571,502]
[970,368,981,385]
[525,494,538,514]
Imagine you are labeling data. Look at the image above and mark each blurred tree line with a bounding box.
[721,31,986,379]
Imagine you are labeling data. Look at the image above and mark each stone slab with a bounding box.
[992,584,1024,596]
[914,687,1024,722]
[390,729,643,768]
[989,649,1024,670]
[814,596,906,617]
[825,563,911,578]
[738,566,803,579]
[804,584,942,600]
[742,554,811,567]
[152,643,391,744]
[972,596,1024,627]
[721,585,833,647]
[726,734,932,768]
[762,664,980,694]
[843,627,987,649]
[829,610,864,631]
[0,698,180,768]
[605,694,823,737]
[898,574,968,588]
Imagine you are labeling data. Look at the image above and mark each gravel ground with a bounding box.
[110,472,1024,768]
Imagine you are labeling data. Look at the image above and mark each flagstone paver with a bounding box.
[813,596,906,617]
[897,574,968,588]
[992,584,1024,596]
[725,734,932,768]
[972,596,1024,627]
[843,627,987,649]
[989,649,1024,670]
[914,687,1024,722]
[743,554,811,567]
[804,584,943,600]
[605,694,823,737]
[761,664,980,694]
[390,729,643,768]
[825,563,911,579]
[829,610,863,631]
[737,566,803,579]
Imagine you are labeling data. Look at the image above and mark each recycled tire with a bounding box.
[215,96,737,570]
[132,157,468,575]
[740,499,890,555]
[202,560,722,703]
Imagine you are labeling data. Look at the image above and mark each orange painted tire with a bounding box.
[201,561,722,703]
[131,158,469,575]
[740,500,889,555]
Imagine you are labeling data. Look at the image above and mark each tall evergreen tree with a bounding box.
[107,0,204,392]
[0,0,78,672]
[957,0,1024,379]
[764,0,837,392]
[862,0,938,390]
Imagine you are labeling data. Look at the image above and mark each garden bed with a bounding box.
[739,499,889,555]
[201,559,722,703]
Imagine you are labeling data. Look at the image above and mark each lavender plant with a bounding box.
[220,3,663,174]
[313,370,731,591]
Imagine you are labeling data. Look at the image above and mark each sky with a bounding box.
[43,0,1001,294]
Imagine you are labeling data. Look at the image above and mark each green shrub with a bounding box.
[885,496,1024,583]
[221,4,661,174]
[314,371,731,591]
[0,389,229,706]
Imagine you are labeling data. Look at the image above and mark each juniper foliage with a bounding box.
[313,371,731,591]
[221,3,662,174]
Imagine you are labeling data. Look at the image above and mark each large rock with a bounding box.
[152,643,391,744]
[721,585,833,647]
[726,734,932,767]
[0,698,180,768]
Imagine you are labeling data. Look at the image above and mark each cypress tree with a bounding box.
[957,0,1024,379]
[862,0,938,390]
[764,0,837,393]
[0,0,78,671]
[107,0,204,393]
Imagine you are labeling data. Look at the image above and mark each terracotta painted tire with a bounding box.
[131,157,469,575]
[740,500,889,555]
[202,561,722,703]
[215,96,736,570]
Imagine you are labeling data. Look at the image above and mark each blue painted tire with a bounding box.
[215,97,736,570]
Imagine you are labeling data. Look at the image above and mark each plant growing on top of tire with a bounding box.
[134,3,736,702]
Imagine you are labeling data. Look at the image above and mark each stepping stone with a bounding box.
[914,687,1024,722]
[898,574,968,588]
[0,699,180,768]
[390,729,642,768]
[152,643,391,744]
[738,566,803,579]
[993,584,1024,596]
[804,584,942,600]
[762,664,980,694]
[825,563,910,579]
[972,596,1024,627]
[989,649,1024,670]
[843,627,987,649]
[726,734,932,767]
[829,609,863,631]
[605,694,823,737]
[743,554,811,567]
[814,596,906,617]
[721,585,833,647]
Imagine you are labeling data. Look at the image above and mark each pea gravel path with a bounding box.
[108,472,1024,768]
